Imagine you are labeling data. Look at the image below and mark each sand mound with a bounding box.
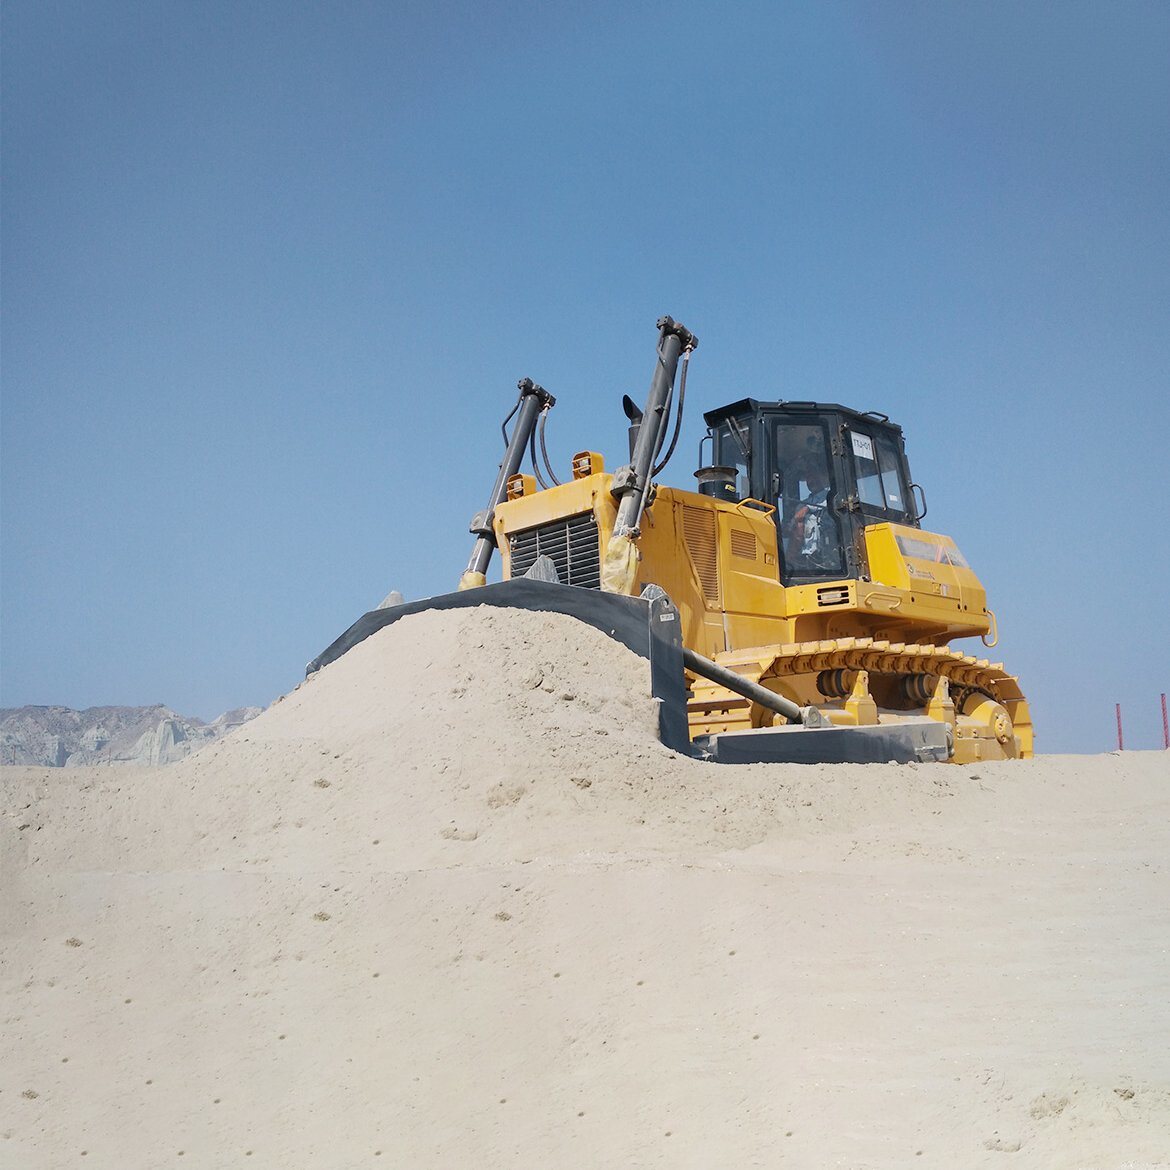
[3,606,1169,1167]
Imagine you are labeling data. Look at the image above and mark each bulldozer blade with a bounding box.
[696,718,952,765]
[306,578,692,755]
[308,580,953,766]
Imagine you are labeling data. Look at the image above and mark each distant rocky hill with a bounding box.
[0,704,262,768]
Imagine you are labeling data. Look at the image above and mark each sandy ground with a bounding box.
[3,607,1169,1168]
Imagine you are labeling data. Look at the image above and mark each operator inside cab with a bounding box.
[786,460,838,570]
[774,426,843,577]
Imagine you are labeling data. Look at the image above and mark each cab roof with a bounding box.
[703,397,905,436]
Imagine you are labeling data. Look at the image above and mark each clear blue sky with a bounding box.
[3,1,1168,753]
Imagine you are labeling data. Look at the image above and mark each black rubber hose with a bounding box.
[537,408,561,486]
[652,348,690,477]
[500,388,523,446]
[528,426,549,490]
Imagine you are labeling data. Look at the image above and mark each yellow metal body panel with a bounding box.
[495,473,616,536]
[496,476,793,657]
[864,523,991,641]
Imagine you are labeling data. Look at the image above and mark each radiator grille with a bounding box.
[682,505,720,604]
[508,512,601,589]
[729,529,757,560]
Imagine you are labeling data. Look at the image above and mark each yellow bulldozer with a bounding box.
[311,317,1031,766]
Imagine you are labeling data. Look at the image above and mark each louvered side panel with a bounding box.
[682,505,720,605]
[729,529,757,560]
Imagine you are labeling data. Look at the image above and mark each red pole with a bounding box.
[1115,703,1124,751]
[1162,693,1168,750]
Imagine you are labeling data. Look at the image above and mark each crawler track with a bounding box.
[688,637,1033,760]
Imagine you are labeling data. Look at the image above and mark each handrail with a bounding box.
[735,497,776,518]
[981,609,999,648]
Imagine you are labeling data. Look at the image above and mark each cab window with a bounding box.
[712,419,751,500]
[850,430,910,517]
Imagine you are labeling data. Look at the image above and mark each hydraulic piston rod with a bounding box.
[600,317,696,595]
[459,378,554,589]
[611,316,697,537]
[682,646,824,727]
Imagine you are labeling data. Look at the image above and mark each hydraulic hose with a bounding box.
[652,345,692,477]
[537,407,561,486]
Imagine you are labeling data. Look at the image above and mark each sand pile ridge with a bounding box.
[3,605,1169,1167]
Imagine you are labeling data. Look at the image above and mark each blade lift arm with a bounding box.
[459,377,555,590]
[601,316,697,594]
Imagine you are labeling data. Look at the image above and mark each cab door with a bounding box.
[769,417,848,583]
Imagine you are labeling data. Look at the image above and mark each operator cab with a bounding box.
[699,399,920,584]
